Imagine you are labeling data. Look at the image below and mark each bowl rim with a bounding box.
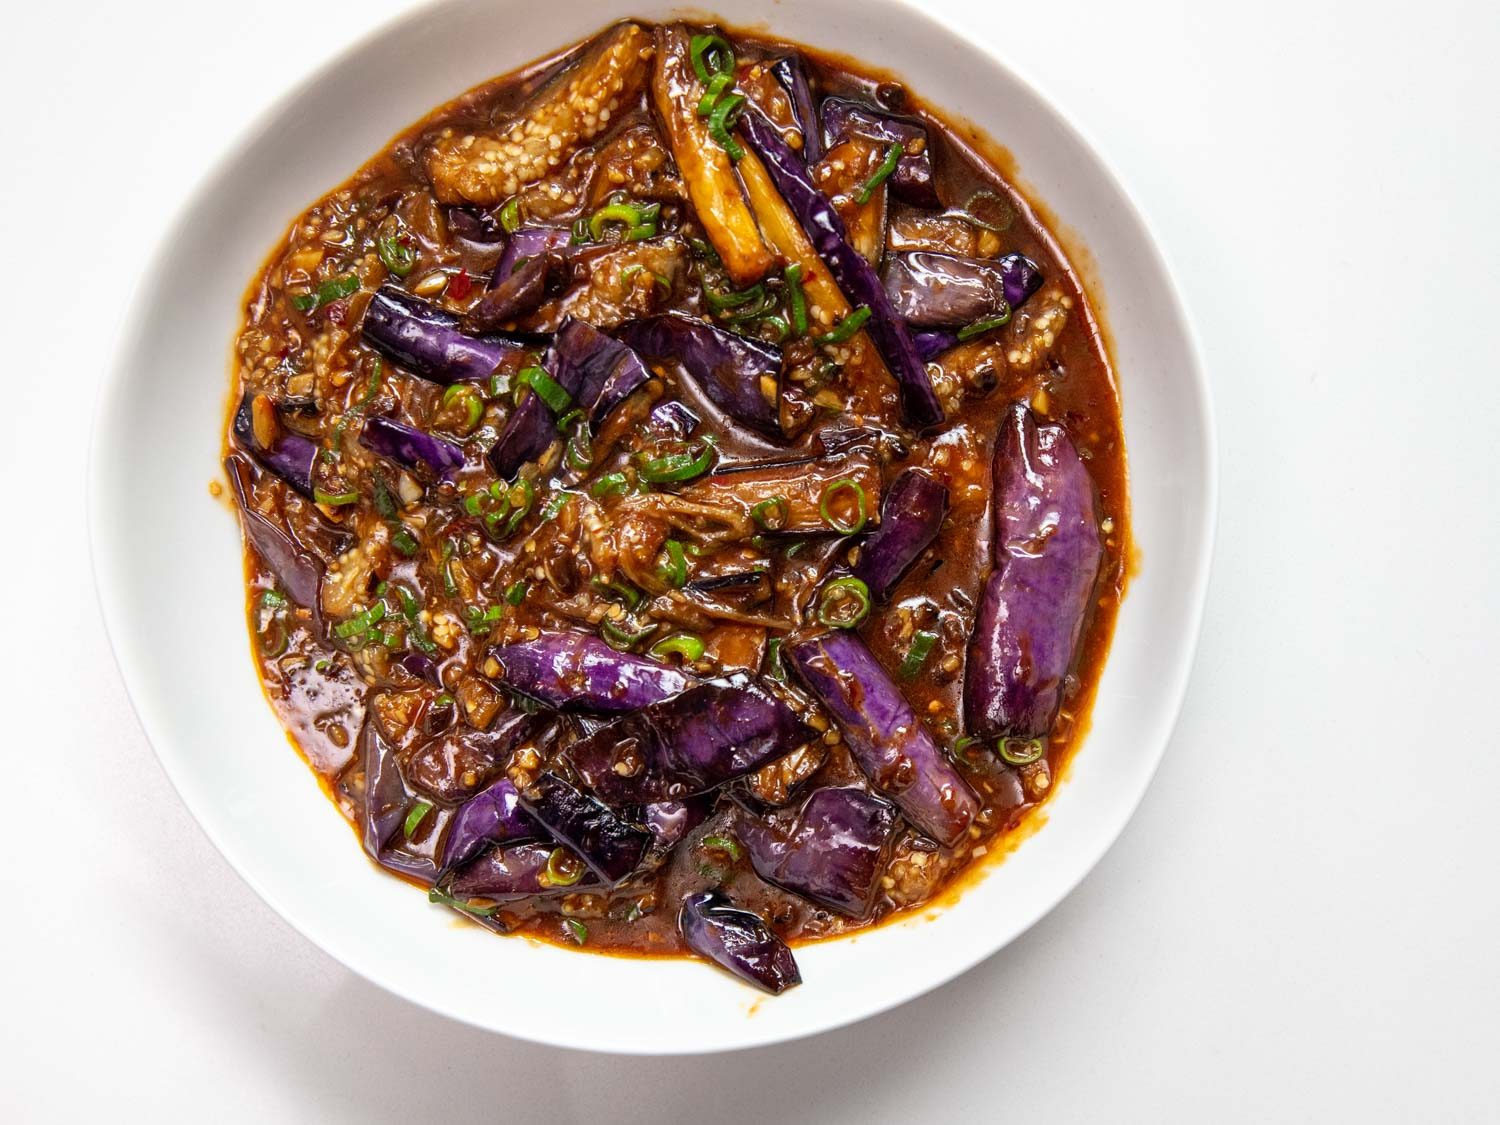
[88,0,1217,1054]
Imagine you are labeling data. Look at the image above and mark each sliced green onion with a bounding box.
[819,478,869,534]
[505,580,528,606]
[601,617,656,651]
[428,887,500,917]
[334,601,388,639]
[377,233,417,277]
[899,630,940,679]
[817,576,872,629]
[462,604,504,634]
[441,542,460,597]
[442,382,485,431]
[700,834,743,861]
[704,280,766,312]
[562,414,593,471]
[697,70,735,116]
[689,32,735,82]
[956,304,1014,342]
[291,273,359,312]
[313,486,359,506]
[588,200,660,242]
[314,659,332,673]
[764,636,785,681]
[403,801,433,838]
[462,492,484,516]
[260,589,289,611]
[637,441,716,484]
[750,495,790,531]
[564,918,589,945]
[391,526,420,557]
[818,305,872,345]
[395,585,422,618]
[854,142,905,205]
[591,471,631,499]
[591,575,643,610]
[650,633,705,662]
[784,263,809,336]
[755,314,790,344]
[498,197,522,233]
[488,372,510,399]
[707,92,746,162]
[503,479,535,535]
[998,736,1046,766]
[514,365,572,414]
[657,539,688,588]
[541,491,570,520]
[371,474,399,519]
[545,848,585,888]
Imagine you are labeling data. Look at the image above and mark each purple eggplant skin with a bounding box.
[771,55,822,162]
[912,329,958,362]
[738,786,899,918]
[737,109,944,431]
[641,799,709,853]
[882,251,1044,329]
[648,399,701,438]
[361,285,528,385]
[446,206,506,244]
[566,676,815,805]
[616,314,783,439]
[360,415,466,482]
[516,772,653,884]
[225,455,323,610]
[232,398,318,499]
[491,226,573,287]
[356,717,437,886]
[964,404,1104,740]
[463,252,561,331]
[786,631,979,847]
[485,631,697,713]
[396,651,441,684]
[449,841,604,898]
[819,97,940,208]
[679,891,801,994]
[852,469,950,600]
[439,776,543,871]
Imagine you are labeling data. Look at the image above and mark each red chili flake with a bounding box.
[447,269,473,301]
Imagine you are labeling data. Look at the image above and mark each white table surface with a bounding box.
[5,0,1498,1119]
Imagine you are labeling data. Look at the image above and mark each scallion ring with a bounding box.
[657,539,688,588]
[750,496,790,531]
[689,32,735,82]
[514,365,572,415]
[637,441,716,484]
[313,486,359,506]
[697,71,735,117]
[816,576,873,629]
[854,142,905,205]
[956,304,1014,341]
[498,197,522,233]
[997,736,1046,766]
[818,305,872,346]
[544,848,585,888]
[899,630,940,679]
[819,478,869,535]
[650,633,706,662]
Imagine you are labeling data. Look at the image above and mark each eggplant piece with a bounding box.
[566,675,815,804]
[964,404,1103,740]
[786,631,979,847]
[616,314,782,439]
[440,776,543,871]
[449,841,604,898]
[738,109,943,430]
[492,226,573,286]
[882,251,1044,329]
[820,97,939,208]
[912,329,959,362]
[771,55,821,162]
[852,468,949,600]
[651,25,774,285]
[815,137,890,265]
[677,447,882,535]
[463,252,561,331]
[485,631,697,713]
[446,206,506,244]
[404,711,547,803]
[516,772,653,884]
[225,455,323,610]
[360,416,466,482]
[426,22,654,205]
[396,651,441,685]
[232,397,318,499]
[648,400,700,438]
[738,786,899,917]
[361,285,528,385]
[679,891,801,994]
[686,570,773,602]
[641,798,709,854]
[356,717,436,885]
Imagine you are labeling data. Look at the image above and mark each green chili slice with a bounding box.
[703,279,766,312]
[899,630,940,679]
[854,142,905,205]
[817,576,873,629]
[545,848,585,888]
[505,580,528,606]
[998,736,1046,766]
[591,471,631,499]
[657,539,688,588]
[564,918,589,945]
[819,478,869,534]
[498,197,522,233]
[784,263,809,336]
[403,801,433,838]
[650,633,705,662]
[689,32,735,82]
[750,496,790,531]
[818,305,872,345]
[637,441,716,484]
[260,589,288,611]
[601,617,656,651]
[956,303,1014,341]
[514,365,572,414]
[428,887,500,917]
[442,383,485,431]
[291,273,359,312]
[312,486,359,506]
[700,833,743,861]
[377,233,417,277]
[590,575,643,610]
[707,93,746,162]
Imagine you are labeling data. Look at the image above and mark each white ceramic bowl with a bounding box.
[90,0,1214,1054]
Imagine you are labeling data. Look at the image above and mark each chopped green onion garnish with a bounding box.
[697,71,735,117]
[998,736,1046,766]
[371,474,399,519]
[784,263,809,336]
[689,32,735,82]
[502,478,535,535]
[591,471,631,499]
[750,495,790,531]
[291,273,359,312]
[818,305,872,345]
[462,604,505,634]
[514,365,572,414]
[260,589,289,610]
[591,575,643,610]
[395,585,422,618]
[314,659,332,673]
[819,478,869,534]
[505,580,528,606]
[899,630,940,678]
[428,887,500,917]
[956,304,1014,341]
[637,441,716,484]
[601,616,656,651]
[498,197,522,233]
[703,279,767,312]
[657,539,688,588]
[313,486,359,506]
[854,142,905,205]
[334,602,388,639]
[650,633,705,662]
[390,526,420,557]
[588,200,660,242]
[442,383,485,431]
[403,801,433,838]
[707,92,747,162]
[700,833,743,861]
[764,636,785,681]
[463,492,484,516]
[540,491,570,520]
[545,848,585,888]
[564,918,589,945]
[377,234,416,277]
[817,576,872,629]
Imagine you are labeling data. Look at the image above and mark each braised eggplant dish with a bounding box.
[226,20,1128,994]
